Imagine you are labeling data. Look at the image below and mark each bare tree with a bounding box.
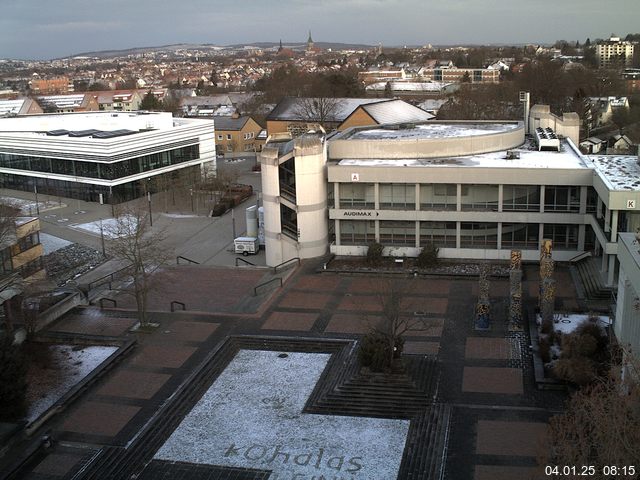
[361,278,435,371]
[293,97,340,132]
[0,202,22,334]
[106,206,170,327]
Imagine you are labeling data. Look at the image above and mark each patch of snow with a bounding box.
[161,213,201,219]
[0,195,66,213]
[155,350,409,480]
[71,215,137,239]
[537,313,611,335]
[39,233,72,254]
[26,344,118,423]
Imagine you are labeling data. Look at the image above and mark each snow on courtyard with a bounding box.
[155,350,410,479]
[537,313,611,335]
[39,233,72,254]
[26,344,118,423]
[0,195,65,214]
[71,215,137,238]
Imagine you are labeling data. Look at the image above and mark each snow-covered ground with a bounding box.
[0,196,66,214]
[39,233,72,254]
[71,216,137,238]
[155,350,409,479]
[26,344,118,423]
[537,313,611,335]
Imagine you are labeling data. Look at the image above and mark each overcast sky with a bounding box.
[1,0,639,60]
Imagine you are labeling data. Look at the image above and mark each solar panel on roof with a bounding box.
[91,129,137,139]
[46,129,69,136]
[68,129,102,137]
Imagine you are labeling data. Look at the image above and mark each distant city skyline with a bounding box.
[1,0,639,60]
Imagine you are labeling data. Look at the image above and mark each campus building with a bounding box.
[596,35,635,68]
[259,105,640,291]
[0,111,215,204]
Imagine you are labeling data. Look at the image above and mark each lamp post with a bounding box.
[99,218,106,257]
[34,184,40,216]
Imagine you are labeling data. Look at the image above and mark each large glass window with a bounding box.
[379,183,415,210]
[461,184,499,211]
[420,221,456,248]
[543,224,579,250]
[339,183,375,209]
[502,185,540,211]
[420,184,456,210]
[460,222,498,248]
[501,223,539,249]
[544,186,580,212]
[586,187,598,214]
[379,221,415,246]
[340,220,375,245]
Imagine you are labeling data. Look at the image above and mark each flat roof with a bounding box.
[588,155,640,191]
[336,138,589,170]
[344,122,520,141]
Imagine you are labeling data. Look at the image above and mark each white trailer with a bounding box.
[234,236,259,256]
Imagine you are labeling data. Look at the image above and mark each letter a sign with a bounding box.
[351,173,360,182]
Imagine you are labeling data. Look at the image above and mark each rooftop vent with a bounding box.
[506,150,520,160]
[535,127,560,151]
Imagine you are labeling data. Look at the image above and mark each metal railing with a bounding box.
[176,255,200,265]
[170,301,186,312]
[99,298,117,309]
[568,251,592,263]
[254,277,283,296]
[88,264,132,291]
[235,257,256,266]
[272,257,300,274]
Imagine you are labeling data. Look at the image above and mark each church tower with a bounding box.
[306,30,314,55]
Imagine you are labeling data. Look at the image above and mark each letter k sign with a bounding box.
[155,350,409,479]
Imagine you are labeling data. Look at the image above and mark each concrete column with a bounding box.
[538,223,545,247]
[334,219,341,246]
[597,197,603,219]
[334,182,340,208]
[456,184,462,212]
[608,254,616,287]
[579,186,587,214]
[415,184,420,211]
[498,184,503,213]
[578,224,586,251]
[601,251,608,273]
[456,221,461,249]
[415,220,420,248]
[375,220,380,242]
[497,223,503,250]
[539,185,545,213]
[611,210,619,242]
[604,207,611,233]
[374,183,380,210]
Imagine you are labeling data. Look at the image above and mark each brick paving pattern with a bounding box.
[462,367,523,394]
[475,420,548,456]
[9,262,580,479]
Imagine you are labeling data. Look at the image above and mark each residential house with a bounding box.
[589,96,630,127]
[338,99,434,130]
[91,90,144,111]
[30,77,73,95]
[36,94,99,113]
[0,98,43,116]
[213,115,263,155]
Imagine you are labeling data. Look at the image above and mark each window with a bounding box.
[420,221,456,248]
[421,184,456,210]
[217,134,223,140]
[339,183,375,209]
[226,145,233,152]
[379,221,415,246]
[340,220,375,245]
[460,222,498,248]
[226,134,232,140]
[501,223,539,249]
[379,183,415,209]
[543,224,579,250]
[544,186,580,212]
[502,185,540,211]
[461,184,498,211]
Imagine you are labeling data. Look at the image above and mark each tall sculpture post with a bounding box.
[475,264,491,330]
[509,250,523,330]
[539,239,555,328]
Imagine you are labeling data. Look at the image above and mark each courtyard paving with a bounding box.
[6,260,580,480]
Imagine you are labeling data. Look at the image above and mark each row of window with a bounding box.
[216,132,256,141]
[0,145,200,181]
[336,183,592,213]
[339,220,583,250]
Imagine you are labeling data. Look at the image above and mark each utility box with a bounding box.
[234,236,259,256]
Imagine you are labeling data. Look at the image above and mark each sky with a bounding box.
[1,0,639,60]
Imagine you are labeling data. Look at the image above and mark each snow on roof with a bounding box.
[365,81,451,92]
[266,97,387,122]
[0,99,28,116]
[337,138,588,170]
[587,155,640,191]
[359,99,434,124]
[346,122,516,141]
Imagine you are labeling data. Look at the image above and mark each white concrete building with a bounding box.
[0,111,215,203]
[259,106,640,291]
[596,36,636,68]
